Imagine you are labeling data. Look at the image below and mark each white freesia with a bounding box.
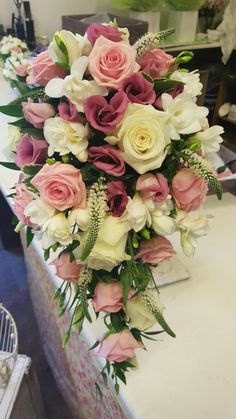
[44,116,89,162]
[114,103,170,174]
[192,125,224,155]
[45,56,108,112]
[48,30,85,65]
[68,207,90,231]
[42,213,73,249]
[146,196,176,236]
[24,199,55,228]
[126,294,159,330]
[162,93,209,140]
[124,193,151,232]
[176,210,212,256]
[170,70,203,99]
[74,215,131,271]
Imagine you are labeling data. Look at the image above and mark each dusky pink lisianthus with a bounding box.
[136,173,169,203]
[107,181,128,217]
[15,134,48,168]
[120,72,156,105]
[86,23,124,45]
[88,145,125,177]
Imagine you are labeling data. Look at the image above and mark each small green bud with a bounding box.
[140,227,151,240]
[46,158,55,165]
[61,155,70,163]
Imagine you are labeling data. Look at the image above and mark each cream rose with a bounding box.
[42,213,73,249]
[113,103,170,174]
[3,125,22,160]
[44,117,89,162]
[74,215,131,271]
[126,294,159,330]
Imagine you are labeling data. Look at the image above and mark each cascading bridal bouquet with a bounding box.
[0,22,224,393]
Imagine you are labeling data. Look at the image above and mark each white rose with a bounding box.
[176,210,211,256]
[170,70,203,99]
[44,117,89,162]
[115,103,170,174]
[74,215,131,271]
[125,294,159,330]
[124,194,151,232]
[42,213,73,249]
[192,125,224,155]
[48,30,83,66]
[146,196,176,236]
[4,125,22,158]
[24,199,55,227]
[162,93,209,140]
[68,207,90,231]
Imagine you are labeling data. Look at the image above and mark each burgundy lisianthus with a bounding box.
[15,134,48,168]
[88,145,125,177]
[154,84,184,110]
[58,101,84,123]
[120,72,155,105]
[139,48,176,78]
[107,181,128,217]
[84,91,128,133]
[86,23,124,45]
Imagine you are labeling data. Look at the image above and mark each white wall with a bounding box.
[0,0,113,40]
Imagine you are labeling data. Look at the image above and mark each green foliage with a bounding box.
[112,0,162,11]
[22,164,42,176]
[153,77,184,95]
[167,0,204,11]
[174,50,194,65]
[0,87,47,117]
[10,79,31,95]
[26,227,34,247]
[0,161,20,170]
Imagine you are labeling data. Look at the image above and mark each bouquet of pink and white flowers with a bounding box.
[0,22,223,392]
[0,35,29,63]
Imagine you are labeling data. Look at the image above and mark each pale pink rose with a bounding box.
[51,252,82,282]
[139,48,176,78]
[31,162,86,211]
[22,98,56,129]
[27,50,66,86]
[89,36,140,89]
[92,282,123,313]
[136,173,169,202]
[16,64,28,77]
[172,168,208,212]
[13,183,34,225]
[136,236,176,265]
[96,330,143,362]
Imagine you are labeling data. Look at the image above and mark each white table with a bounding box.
[1,73,236,419]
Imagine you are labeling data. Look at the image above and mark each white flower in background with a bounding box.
[124,193,151,232]
[176,209,212,256]
[45,56,108,112]
[68,207,90,231]
[74,215,131,271]
[146,196,176,236]
[114,103,170,174]
[44,116,89,162]
[48,30,86,66]
[3,125,22,160]
[125,294,159,330]
[162,93,209,140]
[192,125,224,155]
[42,213,73,249]
[24,199,55,228]
[170,70,203,99]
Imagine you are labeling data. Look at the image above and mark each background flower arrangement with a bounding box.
[0,22,223,393]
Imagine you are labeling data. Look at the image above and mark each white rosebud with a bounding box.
[42,213,73,249]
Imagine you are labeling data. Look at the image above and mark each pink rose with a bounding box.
[137,236,176,265]
[96,330,143,362]
[22,98,56,129]
[92,282,123,313]
[136,173,169,202]
[58,101,84,123]
[13,183,33,225]
[27,50,66,86]
[120,73,155,105]
[154,84,184,110]
[86,23,124,45]
[84,91,128,133]
[139,49,175,78]
[16,64,28,77]
[107,181,128,217]
[88,146,125,177]
[172,168,208,212]
[31,162,86,211]
[15,134,48,168]
[51,252,82,282]
[89,36,140,88]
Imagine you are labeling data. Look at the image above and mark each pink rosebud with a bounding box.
[89,36,140,89]
[96,330,143,363]
[120,72,155,105]
[92,281,123,313]
[136,173,169,202]
[107,181,128,217]
[27,50,66,86]
[31,162,86,211]
[172,168,208,212]
[13,182,33,225]
[88,146,125,177]
[154,84,184,110]
[86,23,124,45]
[84,91,128,133]
[15,134,48,168]
[22,98,56,129]
[51,252,82,282]
[16,64,28,77]
[58,101,84,123]
[139,48,176,78]
[137,236,176,265]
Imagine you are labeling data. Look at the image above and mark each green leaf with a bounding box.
[0,104,23,117]
[89,340,100,351]
[55,60,70,71]
[101,371,108,386]
[120,263,133,304]
[110,313,126,332]
[95,382,103,401]
[54,34,69,66]
[153,77,184,95]
[11,215,19,226]
[10,79,31,95]
[26,227,34,247]
[154,312,176,338]
[62,331,71,348]
[44,248,50,261]
[174,50,194,65]
[0,161,20,170]
[9,118,32,129]
[115,368,126,385]
[52,288,62,301]
[21,127,45,139]
[22,164,42,176]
